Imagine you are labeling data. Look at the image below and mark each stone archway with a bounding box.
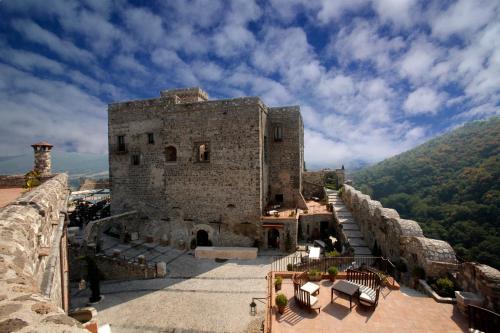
[267,228,280,249]
[196,229,209,246]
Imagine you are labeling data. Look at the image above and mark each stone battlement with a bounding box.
[0,173,87,332]
[341,184,458,278]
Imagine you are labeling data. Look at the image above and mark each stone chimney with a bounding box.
[160,87,209,103]
[31,141,53,176]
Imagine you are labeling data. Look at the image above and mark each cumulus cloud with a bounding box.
[404,87,445,115]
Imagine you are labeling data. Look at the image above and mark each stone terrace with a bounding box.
[0,187,24,208]
[272,278,467,333]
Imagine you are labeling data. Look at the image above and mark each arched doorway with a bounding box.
[268,228,280,249]
[197,230,209,246]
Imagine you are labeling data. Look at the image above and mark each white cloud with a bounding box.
[316,0,370,23]
[332,20,405,70]
[398,38,443,83]
[372,0,418,27]
[432,0,499,39]
[11,19,95,63]
[113,54,148,75]
[123,7,165,45]
[403,87,445,115]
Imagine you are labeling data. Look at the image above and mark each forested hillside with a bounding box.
[353,117,500,269]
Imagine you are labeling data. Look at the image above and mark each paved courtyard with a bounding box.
[71,245,276,333]
[0,187,24,208]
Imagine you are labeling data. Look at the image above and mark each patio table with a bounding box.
[331,280,359,311]
[300,282,320,296]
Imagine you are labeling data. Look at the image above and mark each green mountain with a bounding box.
[353,117,500,269]
[0,150,108,189]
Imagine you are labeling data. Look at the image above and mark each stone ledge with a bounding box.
[195,246,258,260]
[419,279,456,304]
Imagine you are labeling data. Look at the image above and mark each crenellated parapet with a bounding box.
[0,174,88,332]
[341,184,458,278]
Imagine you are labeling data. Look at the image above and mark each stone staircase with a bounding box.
[326,189,372,256]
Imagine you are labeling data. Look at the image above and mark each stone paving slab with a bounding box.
[71,251,273,332]
[340,223,360,230]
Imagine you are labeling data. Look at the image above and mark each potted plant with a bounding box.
[275,293,288,314]
[327,266,339,282]
[275,276,283,291]
[308,269,321,281]
[286,263,294,271]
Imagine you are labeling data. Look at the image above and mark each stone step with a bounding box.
[343,230,363,238]
[337,217,354,224]
[347,238,367,246]
[352,247,372,255]
[340,223,360,231]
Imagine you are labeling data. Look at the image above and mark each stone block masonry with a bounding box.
[108,87,304,250]
[340,184,458,278]
[0,173,88,332]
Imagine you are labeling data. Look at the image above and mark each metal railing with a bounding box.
[271,255,396,280]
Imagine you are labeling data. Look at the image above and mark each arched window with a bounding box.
[165,146,177,162]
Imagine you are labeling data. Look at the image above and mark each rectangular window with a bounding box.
[147,133,155,144]
[117,135,125,152]
[274,126,283,141]
[131,154,140,165]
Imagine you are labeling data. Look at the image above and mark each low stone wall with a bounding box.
[0,173,88,332]
[94,254,158,280]
[194,246,258,260]
[457,262,500,313]
[340,184,458,277]
[0,174,54,188]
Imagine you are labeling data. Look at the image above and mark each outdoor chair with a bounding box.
[292,272,321,313]
[345,269,381,309]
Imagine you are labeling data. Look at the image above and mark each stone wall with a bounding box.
[298,213,333,242]
[0,174,53,189]
[108,88,304,249]
[268,106,304,208]
[302,169,345,198]
[457,262,500,313]
[94,254,158,281]
[340,184,458,277]
[0,173,87,332]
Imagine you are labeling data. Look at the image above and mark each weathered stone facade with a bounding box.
[341,184,458,277]
[31,141,53,176]
[0,173,87,332]
[303,168,345,198]
[457,262,500,313]
[108,87,304,249]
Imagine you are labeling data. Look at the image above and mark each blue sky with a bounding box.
[0,0,498,169]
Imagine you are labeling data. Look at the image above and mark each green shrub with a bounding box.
[435,277,455,297]
[275,276,283,286]
[327,266,339,276]
[275,293,288,306]
[286,263,293,271]
[308,268,321,279]
[326,250,340,257]
[24,170,41,190]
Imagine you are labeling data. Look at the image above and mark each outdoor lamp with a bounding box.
[250,301,257,316]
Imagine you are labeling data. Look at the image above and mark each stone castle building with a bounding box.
[108,87,305,249]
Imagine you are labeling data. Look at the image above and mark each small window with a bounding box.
[275,194,284,203]
[165,146,177,162]
[274,126,283,141]
[147,133,155,144]
[197,143,210,162]
[131,154,140,165]
[117,135,125,151]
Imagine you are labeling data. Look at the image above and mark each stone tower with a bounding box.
[31,141,53,176]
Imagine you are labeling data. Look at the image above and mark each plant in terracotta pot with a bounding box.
[275,293,288,314]
[308,268,321,281]
[327,266,339,282]
[274,276,283,291]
